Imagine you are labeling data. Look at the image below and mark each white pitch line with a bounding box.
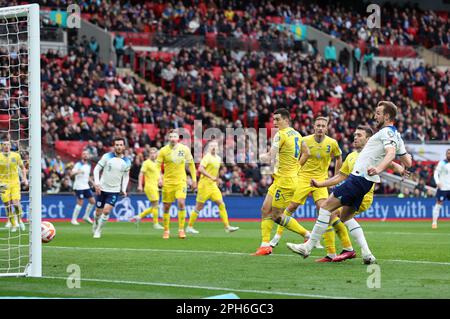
[365,231,450,236]
[45,246,450,266]
[42,275,352,299]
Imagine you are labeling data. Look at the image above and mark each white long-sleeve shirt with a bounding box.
[94,152,131,193]
[434,159,450,191]
[352,125,407,183]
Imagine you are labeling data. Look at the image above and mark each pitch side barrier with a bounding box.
[2,194,449,221]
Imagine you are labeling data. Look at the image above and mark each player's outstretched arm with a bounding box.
[398,153,412,169]
[138,171,144,192]
[334,155,343,176]
[368,147,396,176]
[121,171,129,197]
[19,158,28,187]
[389,161,410,178]
[93,163,102,194]
[298,140,310,166]
[433,161,443,189]
[312,173,347,188]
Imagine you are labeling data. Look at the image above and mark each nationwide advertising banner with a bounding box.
[1,194,448,221]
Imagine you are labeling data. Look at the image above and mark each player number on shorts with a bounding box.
[294,137,300,158]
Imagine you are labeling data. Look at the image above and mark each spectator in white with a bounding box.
[432,149,450,229]
[60,104,74,117]
[118,76,134,94]
[274,51,288,63]
[161,61,177,82]
[324,41,337,61]
[233,27,243,38]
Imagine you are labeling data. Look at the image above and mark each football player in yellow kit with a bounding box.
[0,140,28,232]
[253,108,311,256]
[270,117,346,249]
[131,147,164,230]
[157,130,197,239]
[186,140,239,234]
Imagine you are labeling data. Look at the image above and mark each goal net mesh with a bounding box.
[0,5,32,276]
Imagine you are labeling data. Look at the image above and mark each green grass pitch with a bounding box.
[1,221,449,299]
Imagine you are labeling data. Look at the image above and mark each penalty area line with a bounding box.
[42,275,353,299]
[45,246,450,266]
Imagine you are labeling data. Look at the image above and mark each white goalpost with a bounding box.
[0,4,41,277]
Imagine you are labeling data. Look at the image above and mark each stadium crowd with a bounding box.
[36,0,449,50]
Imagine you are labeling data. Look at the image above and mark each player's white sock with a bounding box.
[306,208,331,250]
[72,204,82,221]
[98,214,109,230]
[344,218,372,257]
[432,204,442,225]
[83,203,95,219]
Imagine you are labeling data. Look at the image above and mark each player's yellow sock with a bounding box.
[163,212,170,231]
[218,203,230,228]
[279,214,308,237]
[152,206,159,224]
[331,216,353,250]
[275,209,292,236]
[188,210,199,227]
[261,217,274,244]
[178,209,186,230]
[139,207,153,219]
[323,226,336,256]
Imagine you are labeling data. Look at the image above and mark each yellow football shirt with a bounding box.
[340,150,375,196]
[140,159,160,189]
[0,151,23,184]
[273,127,302,179]
[157,143,195,186]
[199,153,221,185]
[299,135,341,180]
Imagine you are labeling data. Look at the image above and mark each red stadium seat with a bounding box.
[327,97,341,107]
[133,123,143,135]
[99,113,109,124]
[135,94,145,103]
[212,67,222,80]
[81,97,92,107]
[412,86,427,103]
[143,124,159,139]
[0,114,9,128]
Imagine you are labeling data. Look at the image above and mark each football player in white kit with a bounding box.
[70,150,95,225]
[287,101,412,264]
[92,138,131,238]
[432,149,450,229]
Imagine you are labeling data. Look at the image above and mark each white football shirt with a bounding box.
[434,160,450,191]
[352,126,407,183]
[94,152,131,193]
[72,161,91,190]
